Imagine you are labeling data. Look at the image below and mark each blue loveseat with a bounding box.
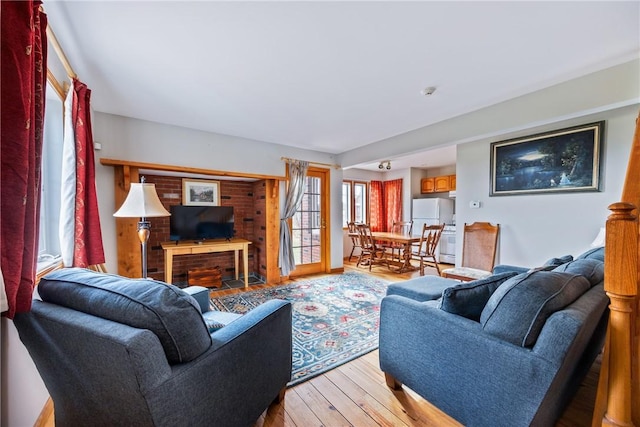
[379,247,608,427]
[14,268,292,427]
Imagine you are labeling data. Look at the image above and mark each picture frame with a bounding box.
[490,121,604,196]
[182,178,220,206]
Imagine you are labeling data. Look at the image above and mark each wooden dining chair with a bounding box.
[441,222,500,282]
[384,220,413,262]
[411,223,445,276]
[346,221,362,261]
[356,223,389,271]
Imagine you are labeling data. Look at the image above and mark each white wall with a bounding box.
[456,104,638,267]
[92,113,346,273]
[1,319,49,427]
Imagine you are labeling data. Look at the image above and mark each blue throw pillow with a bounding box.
[480,270,591,347]
[438,272,518,321]
[576,246,605,262]
[543,254,574,267]
[553,258,604,286]
[38,268,212,364]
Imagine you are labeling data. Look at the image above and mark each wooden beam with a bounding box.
[264,179,281,284]
[100,158,286,182]
[114,166,142,278]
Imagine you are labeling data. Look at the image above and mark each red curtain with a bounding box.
[1,0,48,318]
[369,181,384,231]
[383,179,403,231]
[71,79,106,267]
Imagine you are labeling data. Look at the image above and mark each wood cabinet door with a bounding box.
[421,178,435,193]
[434,176,450,192]
[449,175,456,190]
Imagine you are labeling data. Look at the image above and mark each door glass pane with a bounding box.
[292,176,322,266]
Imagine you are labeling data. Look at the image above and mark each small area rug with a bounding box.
[210,272,388,386]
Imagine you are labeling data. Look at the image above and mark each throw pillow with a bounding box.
[576,246,605,262]
[528,254,575,272]
[38,268,212,364]
[553,258,604,286]
[480,270,591,347]
[438,272,518,321]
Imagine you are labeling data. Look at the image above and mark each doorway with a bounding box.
[288,167,330,277]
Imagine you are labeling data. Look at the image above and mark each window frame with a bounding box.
[342,180,369,228]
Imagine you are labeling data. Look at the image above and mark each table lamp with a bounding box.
[113,177,170,278]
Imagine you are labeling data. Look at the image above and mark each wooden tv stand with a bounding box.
[161,238,252,289]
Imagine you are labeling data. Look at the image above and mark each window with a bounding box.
[342,180,368,227]
[37,83,64,271]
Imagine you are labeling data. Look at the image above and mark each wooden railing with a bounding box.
[593,110,640,427]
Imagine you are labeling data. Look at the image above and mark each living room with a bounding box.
[2,1,640,426]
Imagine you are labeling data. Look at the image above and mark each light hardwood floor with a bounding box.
[39,258,599,426]
[250,258,600,427]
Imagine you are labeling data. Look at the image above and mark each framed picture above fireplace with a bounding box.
[490,121,604,196]
[182,178,220,206]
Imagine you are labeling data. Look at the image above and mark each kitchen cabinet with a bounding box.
[421,177,435,193]
[421,174,456,193]
[434,176,450,192]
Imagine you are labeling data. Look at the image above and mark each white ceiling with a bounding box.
[43,1,639,171]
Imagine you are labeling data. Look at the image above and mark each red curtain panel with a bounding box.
[383,179,403,232]
[369,181,384,232]
[1,0,48,318]
[70,79,106,267]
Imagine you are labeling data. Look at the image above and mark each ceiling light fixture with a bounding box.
[421,86,437,96]
[378,161,391,170]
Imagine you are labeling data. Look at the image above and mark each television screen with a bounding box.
[169,206,234,241]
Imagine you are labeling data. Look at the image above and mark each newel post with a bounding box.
[601,202,637,427]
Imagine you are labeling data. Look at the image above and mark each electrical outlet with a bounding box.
[470,201,481,209]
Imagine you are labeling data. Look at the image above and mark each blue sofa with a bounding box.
[379,247,608,427]
[14,268,292,427]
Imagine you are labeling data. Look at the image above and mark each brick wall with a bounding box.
[143,175,261,284]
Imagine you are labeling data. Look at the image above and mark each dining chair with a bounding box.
[441,222,500,281]
[411,223,445,276]
[356,223,389,271]
[346,221,362,261]
[385,220,413,262]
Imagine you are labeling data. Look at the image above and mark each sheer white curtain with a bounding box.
[0,268,8,313]
[59,86,76,267]
[278,160,309,276]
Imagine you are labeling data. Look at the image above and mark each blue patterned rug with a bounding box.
[209,272,389,386]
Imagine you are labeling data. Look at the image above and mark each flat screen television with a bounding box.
[169,205,234,241]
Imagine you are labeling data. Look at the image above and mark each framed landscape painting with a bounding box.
[182,178,220,206]
[490,121,604,196]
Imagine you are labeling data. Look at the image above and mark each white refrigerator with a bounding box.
[412,198,454,261]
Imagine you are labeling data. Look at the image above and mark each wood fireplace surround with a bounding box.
[100,158,285,285]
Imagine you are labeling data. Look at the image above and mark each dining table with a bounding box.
[371,231,422,273]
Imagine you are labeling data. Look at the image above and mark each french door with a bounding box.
[288,167,329,277]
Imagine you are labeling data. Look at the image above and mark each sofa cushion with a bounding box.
[576,246,605,262]
[553,258,604,286]
[203,310,243,332]
[438,272,518,321]
[480,271,591,347]
[38,268,212,364]
[386,276,458,302]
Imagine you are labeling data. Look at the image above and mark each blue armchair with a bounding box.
[14,268,292,427]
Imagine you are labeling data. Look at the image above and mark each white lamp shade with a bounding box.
[113,183,170,218]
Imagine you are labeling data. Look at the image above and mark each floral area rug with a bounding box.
[209,272,389,386]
